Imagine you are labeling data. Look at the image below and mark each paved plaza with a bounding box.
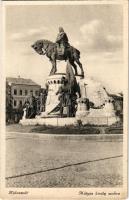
[6,131,123,187]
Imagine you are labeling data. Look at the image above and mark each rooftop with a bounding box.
[6,77,40,86]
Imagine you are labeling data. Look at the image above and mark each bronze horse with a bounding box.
[31,39,84,77]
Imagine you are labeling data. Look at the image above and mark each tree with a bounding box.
[6,81,13,123]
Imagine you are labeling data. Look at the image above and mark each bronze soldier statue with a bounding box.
[56,76,78,117]
[56,61,82,117]
[56,77,71,117]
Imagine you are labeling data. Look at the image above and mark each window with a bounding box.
[19,90,22,95]
[30,90,33,95]
[14,89,17,95]
[14,100,17,107]
[35,90,39,96]
[19,100,22,106]
[25,90,28,96]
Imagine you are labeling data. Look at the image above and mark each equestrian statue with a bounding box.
[31,27,84,77]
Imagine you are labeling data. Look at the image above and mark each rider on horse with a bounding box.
[32,29,84,77]
[55,27,70,49]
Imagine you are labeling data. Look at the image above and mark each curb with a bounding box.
[6,131,123,141]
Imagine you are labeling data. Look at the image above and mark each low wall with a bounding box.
[20,116,119,126]
[20,117,76,126]
[81,116,119,126]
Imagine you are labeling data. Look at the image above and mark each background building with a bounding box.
[6,77,41,123]
[6,77,41,109]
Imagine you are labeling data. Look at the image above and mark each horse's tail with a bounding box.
[76,49,80,58]
[72,47,80,59]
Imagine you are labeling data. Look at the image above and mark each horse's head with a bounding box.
[31,40,44,55]
[31,39,54,55]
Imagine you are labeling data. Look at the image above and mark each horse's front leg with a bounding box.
[50,61,57,75]
[50,67,54,75]
[53,60,57,74]
[50,59,57,75]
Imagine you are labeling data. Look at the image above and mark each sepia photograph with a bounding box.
[0,0,128,199]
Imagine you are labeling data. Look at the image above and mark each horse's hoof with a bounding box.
[49,73,53,76]
[80,75,84,79]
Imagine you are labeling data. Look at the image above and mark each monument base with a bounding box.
[20,117,76,126]
[20,72,120,127]
[20,115,119,126]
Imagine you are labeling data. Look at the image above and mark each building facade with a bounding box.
[6,77,41,109]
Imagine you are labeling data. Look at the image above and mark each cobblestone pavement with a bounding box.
[6,131,123,187]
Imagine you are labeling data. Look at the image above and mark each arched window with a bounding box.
[19,100,22,106]
[19,90,22,95]
[14,100,17,107]
[14,89,17,95]
[35,90,39,96]
[25,90,28,96]
[30,90,33,95]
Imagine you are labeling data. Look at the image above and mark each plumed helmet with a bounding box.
[59,27,64,32]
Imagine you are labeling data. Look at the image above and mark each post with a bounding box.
[22,108,26,120]
[84,83,87,98]
[57,116,58,127]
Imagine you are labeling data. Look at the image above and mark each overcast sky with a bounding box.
[5,3,123,93]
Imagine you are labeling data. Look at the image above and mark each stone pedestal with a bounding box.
[40,73,85,117]
[41,74,65,116]
[76,98,89,120]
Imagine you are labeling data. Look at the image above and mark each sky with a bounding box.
[5,3,123,93]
